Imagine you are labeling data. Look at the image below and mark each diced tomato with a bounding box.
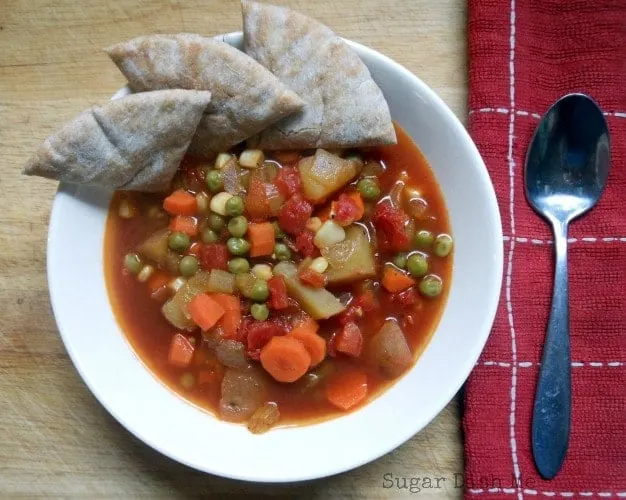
[199,243,228,271]
[355,290,378,312]
[244,319,286,360]
[337,303,363,326]
[298,268,327,288]
[278,195,313,235]
[335,322,363,357]
[372,200,411,251]
[168,333,195,368]
[268,276,289,310]
[274,167,302,197]
[294,230,317,257]
[332,193,363,226]
[245,176,271,220]
[393,287,420,307]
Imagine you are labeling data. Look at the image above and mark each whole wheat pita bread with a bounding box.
[241,1,396,150]
[105,34,304,158]
[23,89,211,192]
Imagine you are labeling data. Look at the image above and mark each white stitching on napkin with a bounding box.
[502,236,626,244]
[467,489,626,497]
[469,108,626,119]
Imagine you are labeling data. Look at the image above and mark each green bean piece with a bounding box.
[225,195,244,217]
[201,228,219,244]
[273,242,291,261]
[205,170,223,193]
[392,253,407,269]
[168,232,190,252]
[208,212,226,231]
[227,237,250,256]
[250,303,270,321]
[433,233,454,257]
[414,229,434,249]
[419,274,443,298]
[272,221,285,239]
[407,253,429,277]
[357,178,381,201]
[179,255,199,277]
[123,253,142,274]
[227,215,248,237]
[228,257,250,275]
[249,280,270,302]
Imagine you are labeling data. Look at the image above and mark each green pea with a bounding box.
[392,253,407,269]
[168,232,190,252]
[414,230,434,249]
[407,253,429,277]
[179,255,199,277]
[272,221,285,239]
[208,212,226,231]
[419,274,443,298]
[205,170,223,193]
[357,178,381,201]
[201,228,219,244]
[273,242,291,261]
[227,237,250,256]
[228,257,250,275]
[250,303,270,321]
[227,215,248,237]
[249,280,270,302]
[225,195,244,217]
[179,372,195,390]
[123,253,142,274]
[433,233,453,257]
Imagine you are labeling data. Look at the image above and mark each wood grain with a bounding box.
[0,0,467,497]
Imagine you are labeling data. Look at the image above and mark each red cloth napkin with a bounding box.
[464,0,626,497]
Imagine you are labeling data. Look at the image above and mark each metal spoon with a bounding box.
[525,93,610,479]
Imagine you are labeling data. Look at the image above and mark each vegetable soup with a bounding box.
[104,124,452,433]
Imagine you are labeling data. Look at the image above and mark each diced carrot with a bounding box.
[335,322,363,357]
[168,333,195,368]
[188,293,225,331]
[298,268,327,288]
[147,270,171,294]
[325,370,368,411]
[210,293,241,338]
[260,336,311,383]
[288,325,326,367]
[381,265,416,293]
[163,189,197,216]
[247,222,275,257]
[169,215,198,236]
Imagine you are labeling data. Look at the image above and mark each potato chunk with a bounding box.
[368,320,413,378]
[324,225,376,285]
[298,149,358,203]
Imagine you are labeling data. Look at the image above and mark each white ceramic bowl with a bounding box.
[47,33,503,482]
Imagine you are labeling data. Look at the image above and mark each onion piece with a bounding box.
[313,220,346,248]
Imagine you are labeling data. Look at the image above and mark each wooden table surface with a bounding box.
[0,0,467,497]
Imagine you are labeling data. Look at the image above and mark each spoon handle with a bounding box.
[532,220,571,479]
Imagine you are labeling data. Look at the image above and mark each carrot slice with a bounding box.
[169,215,198,236]
[325,370,368,411]
[210,293,241,338]
[260,336,311,383]
[163,189,197,216]
[188,293,225,331]
[247,222,275,257]
[168,333,195,368]
[381,265,416,293]
[288,326,327,367]
[147,270,170,294]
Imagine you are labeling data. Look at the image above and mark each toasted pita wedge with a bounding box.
[242,1,396,150]
[23,89,211,192]
[105,34,304,158]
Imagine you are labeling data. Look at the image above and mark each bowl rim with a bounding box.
[47,32,503,482]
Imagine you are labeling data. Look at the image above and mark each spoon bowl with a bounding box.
[525,93,610,480]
